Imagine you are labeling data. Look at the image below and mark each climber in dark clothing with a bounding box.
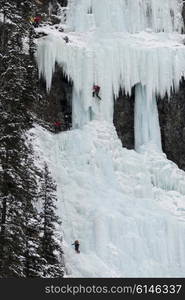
[72,240,80,253]
[63,36,69,43]
[54,121,62,133]
[92,85,101,100]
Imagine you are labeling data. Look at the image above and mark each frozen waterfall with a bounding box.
[34,0,185,277]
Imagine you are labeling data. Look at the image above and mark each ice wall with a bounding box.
[67,0,184,33]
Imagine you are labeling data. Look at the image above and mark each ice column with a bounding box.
[72,89,92,129]
[134,84,162,152]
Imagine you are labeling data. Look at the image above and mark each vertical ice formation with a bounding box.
[135,84,162,152]
[67,0,183,33]
[31,122,185,277]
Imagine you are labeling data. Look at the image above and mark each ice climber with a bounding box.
[54,121,62,133]
[33,15,42,27]
[63,36,69,43]
[72,240,80,253]
[92,85,101,100]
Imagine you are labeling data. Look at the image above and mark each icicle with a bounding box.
[36,32,185,127]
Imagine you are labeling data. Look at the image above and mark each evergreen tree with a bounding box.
[0,0,44,277]
[23,195,45,278]
[20,152,46,278]
[39,163,64,278]
[0,139,42,278]
[0,0,64,278]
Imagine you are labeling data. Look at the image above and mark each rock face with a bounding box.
[158,79,185,170]
[37,65,72,131]
[113,90,135,150]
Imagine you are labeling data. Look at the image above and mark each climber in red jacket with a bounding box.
[72,240,80,253]
[92,85,101,100]
[33,15,42,28]
[54,121,62,133]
